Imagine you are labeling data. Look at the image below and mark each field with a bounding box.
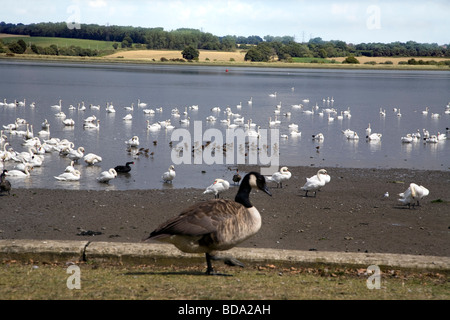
[107,49,247,62]
[0,35,116,51]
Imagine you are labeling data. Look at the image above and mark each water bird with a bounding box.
[83,120,100,129]
[398,183,429,208]
[54,169,81,181]
[142,172,272,275]
[51,99,62,109]
[97,168,118,183]
[125,136,140,147]
[0,170,12,195]
[162,165,176,183]
[67,147,85,162]
[137,99,147,108]
[312,133,324,141]
[232,169,242,185]
[366,133,382,141]
[266,166,291,188]
[269,92,277,98]
[203,178,230,199]
[300,169,329,197]
[114,161,134,173]
[83,153,103,165]
[5,164,33,178]
[123,114,133,121]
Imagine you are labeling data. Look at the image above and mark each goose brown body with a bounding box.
[144,171,271,274]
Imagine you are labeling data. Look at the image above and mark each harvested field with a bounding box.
[107,49,247,62]
[333,56,450,65]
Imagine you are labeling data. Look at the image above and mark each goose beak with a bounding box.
[262,185,272,196]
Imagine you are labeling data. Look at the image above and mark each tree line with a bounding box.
[1,22,449,61]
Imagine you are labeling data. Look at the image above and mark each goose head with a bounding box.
[239,172,272,198]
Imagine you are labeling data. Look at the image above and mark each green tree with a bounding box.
[8,41,25,54]
[342,55,360,64]
[17,39,27,52]
[181,46,199,60]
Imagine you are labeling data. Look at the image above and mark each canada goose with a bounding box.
[114,161,134,173]
[232,169,242,185]
[143,172,272,275]
[0,170,12,195]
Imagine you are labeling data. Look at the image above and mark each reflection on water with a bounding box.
[0,61,449,191]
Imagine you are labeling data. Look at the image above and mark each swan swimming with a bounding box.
[97,168,118,183]
[162,165,176,183]
[54,169,81,181]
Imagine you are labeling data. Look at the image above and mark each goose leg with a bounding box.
[205,253,244,276]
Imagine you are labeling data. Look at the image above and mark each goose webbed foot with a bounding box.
[205,253,243,276]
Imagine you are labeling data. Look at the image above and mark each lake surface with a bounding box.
[1,60,449,191]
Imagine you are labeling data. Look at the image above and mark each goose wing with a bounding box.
[146,199,245,240]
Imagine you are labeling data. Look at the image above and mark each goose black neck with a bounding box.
[235,176,253,208]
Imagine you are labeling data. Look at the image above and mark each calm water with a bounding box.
[1,60,449,191]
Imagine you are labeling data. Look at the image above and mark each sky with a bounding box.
[2,0,449,44]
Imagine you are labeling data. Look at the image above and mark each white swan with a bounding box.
[266,166,291,188]
[65,160,75,173]
[312,133,324,141]
[97,168,117,183]
[54,169,81,181]
[6,164,33,178]
[367,133,382,141]
[401,134,413,143]
[51,99,62,109]
[123,114,133,121]
[38,125,50,136]
[162,165,176,183]
[67,147,85,162]
[147,121,162,131]
[137,99,147,108]
[125,136,140,147]
[290,130,301,137]
[398,183,429,208]
[203,178,230,199]
[83,153,103,165]
[300,169,329,197]
[83,120,100,129]
[62,118,75,126]
[84,115,97,123]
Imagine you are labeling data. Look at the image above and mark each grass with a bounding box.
[0,260,448,300]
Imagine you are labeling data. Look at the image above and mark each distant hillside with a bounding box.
[1,22,449,60]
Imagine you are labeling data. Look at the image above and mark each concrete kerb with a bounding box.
[1,239,449,271]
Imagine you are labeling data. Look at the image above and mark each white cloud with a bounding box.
[88,0,107,8]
